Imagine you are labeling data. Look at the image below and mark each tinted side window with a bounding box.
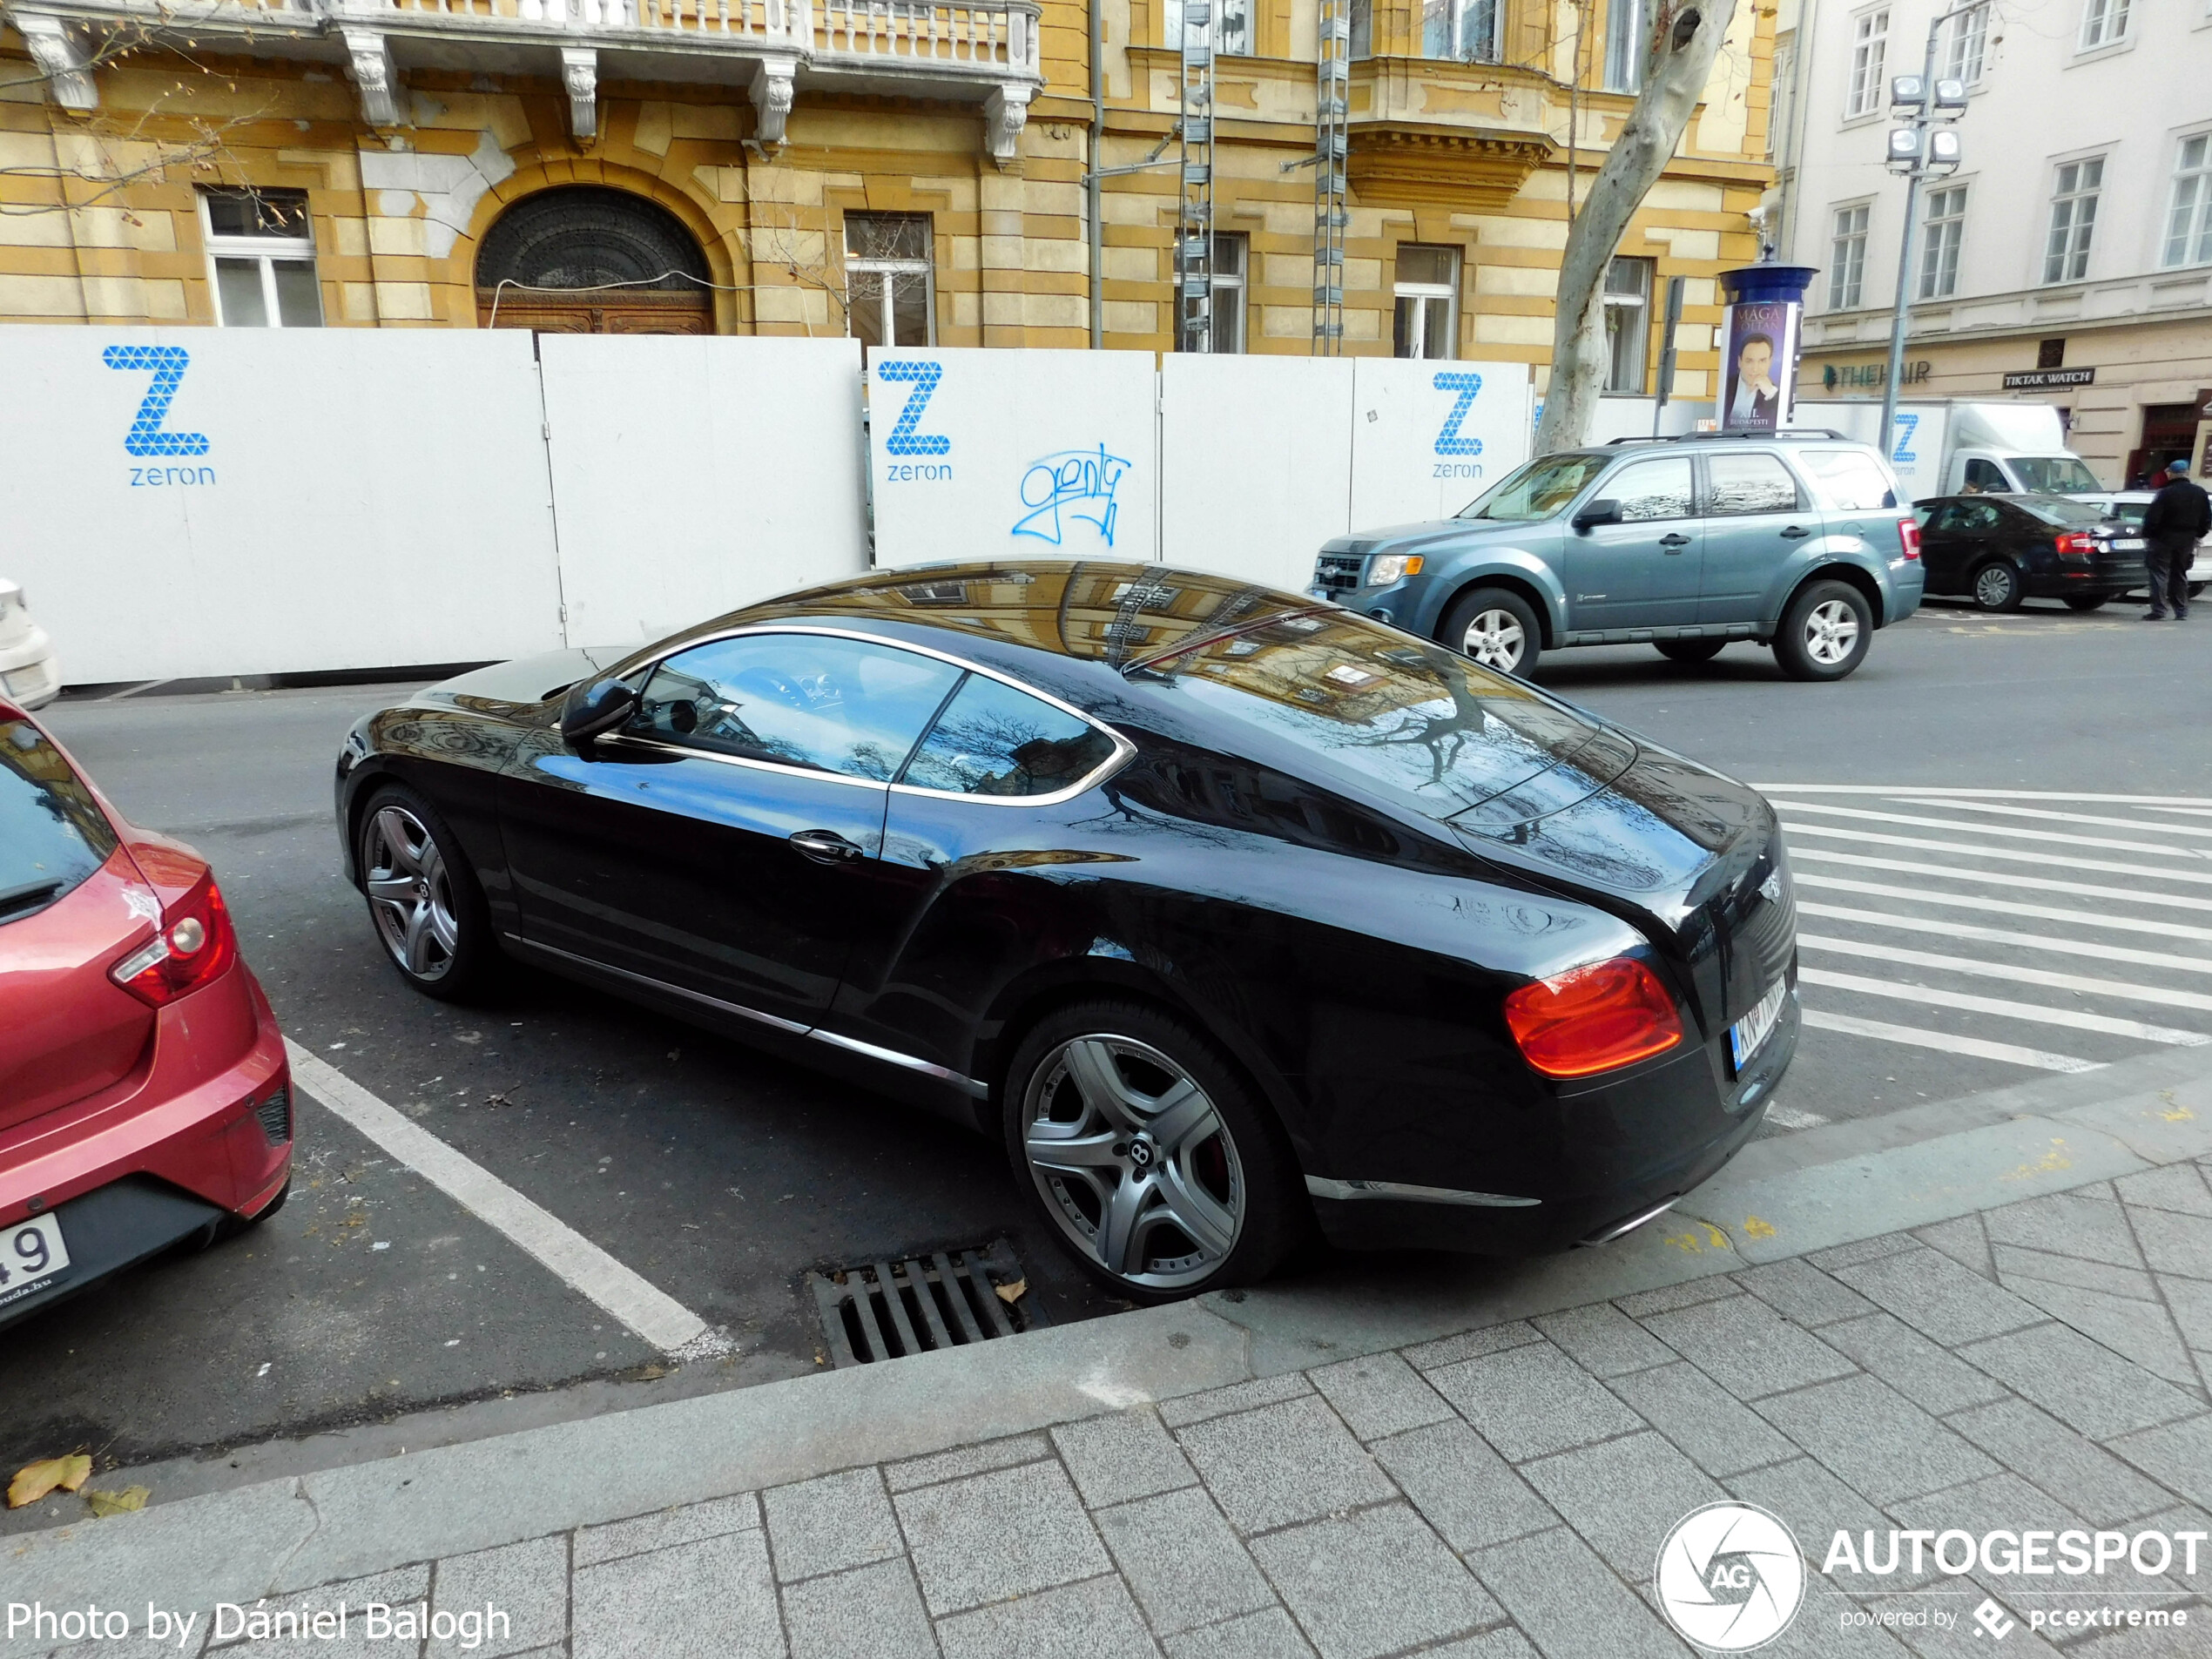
[2,719,118,922]
[1956,501,2003,533]
[1796,448,1898,511]
[627,635,960,780]
[1964,458,2008,492]
[1706,452,1801,516]
[901,674,1118,798]
[1607,456,1695,522]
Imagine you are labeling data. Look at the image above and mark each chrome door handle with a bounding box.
[788,830,864,864]
[1659,533,1691,551]
[1780,525,1811,539]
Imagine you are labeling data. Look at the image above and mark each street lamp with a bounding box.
[1878,5,1978,448]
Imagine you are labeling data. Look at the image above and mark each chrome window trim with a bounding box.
[508,934,989,1098]
[1304,1175,1541,1209]
[610,623,1136,807]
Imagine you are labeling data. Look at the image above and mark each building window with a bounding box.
[1169,0,1248,56]
[2078,0,2130,50]
[1211,233,1247,354]
[1393,246,1459,360]
[201,188,322,328]
[1422,0,1499,63]
[1846,10,1889,118]
[1943,3,1989,83]
[1919,185,1966,299]
[1602,257,1653,393]
[1830,204,1870,310]
[1349,0,1372,57]
[845,213,934,348]
[1604,0,1648,93]
[2043,158,2102,285]
[2164,134,2212,269]
[2038,338,2066,369]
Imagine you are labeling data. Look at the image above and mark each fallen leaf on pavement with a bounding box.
[994,1278,1027,1305]
[85,1487,150,1517]
[8,1454,92,1508]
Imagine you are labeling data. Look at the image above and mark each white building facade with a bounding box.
[1777,0,2212,484]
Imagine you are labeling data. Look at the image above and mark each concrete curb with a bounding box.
[8,1044,2210,1643]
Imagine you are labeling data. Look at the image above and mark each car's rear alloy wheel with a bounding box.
[1006,1002,1303,1298]
[1773,579,1872,681]
[1971,560,2024,612]
[360,788,496,999]
[1440,586,1541,678]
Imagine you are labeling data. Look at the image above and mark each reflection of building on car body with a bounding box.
[334,563,1798,1300]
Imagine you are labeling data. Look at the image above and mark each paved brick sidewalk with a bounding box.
[51,1154,2212,1659]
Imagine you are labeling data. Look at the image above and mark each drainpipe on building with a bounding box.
[1089,0,1104,348]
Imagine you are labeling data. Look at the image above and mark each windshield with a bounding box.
[1,718,118,923]
[2011,456,2101,494]
[1457,453,1611,523]
[2015,496,2110,528]
[1137,610,1608,820]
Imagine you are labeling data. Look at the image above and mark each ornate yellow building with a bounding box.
[0,0,1776,401]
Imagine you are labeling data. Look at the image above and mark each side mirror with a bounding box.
[1573,499,1623,531]
[560,677,639,746]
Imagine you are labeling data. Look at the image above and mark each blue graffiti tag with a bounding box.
[1013,447,1130,548]
[878,360,949,456]
[1433,371,1484,456]
[105,343,209,457]
[1891,412,1920,465]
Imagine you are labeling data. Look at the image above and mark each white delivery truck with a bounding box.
[1789,400,2104,502]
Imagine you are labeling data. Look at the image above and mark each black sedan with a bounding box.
[1913,492,2147,611]
[334,563,1797,1299]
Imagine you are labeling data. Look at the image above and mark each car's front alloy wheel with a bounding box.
[358,786,496,999]
[1440,585,1542,678]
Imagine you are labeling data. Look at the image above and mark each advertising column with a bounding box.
[1715,265,1817,432]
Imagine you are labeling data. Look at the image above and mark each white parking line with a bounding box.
[1799,934,2212,1014]
[1771,800,2181,859]
[1791,848,2212,914]
[1797,968,2210,1045]
[1757,786,2212,806]
[1794,873,2212,943]
[1798,1010,2101,1073]
[1778,821,2212,888]
[1887,797,2212,841]
[285,1042,713,1355]
[1796,902,2212,975]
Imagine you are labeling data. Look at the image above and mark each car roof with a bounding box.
[1595,430,1872,452]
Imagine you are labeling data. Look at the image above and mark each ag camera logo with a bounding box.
[1656,1502,1806,1651]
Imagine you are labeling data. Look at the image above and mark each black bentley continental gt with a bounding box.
[335,563,1798,1298]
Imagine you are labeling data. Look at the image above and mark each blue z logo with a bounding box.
[1891,413,1919,465]
[1433,372,1484,456]
[105,344,209,457]
[878,360,949,457]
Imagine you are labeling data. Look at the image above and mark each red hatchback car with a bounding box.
[0,697,291,1330]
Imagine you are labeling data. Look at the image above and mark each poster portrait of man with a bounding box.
[1718,299,1799,432]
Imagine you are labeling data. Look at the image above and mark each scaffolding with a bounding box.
[1312,0,1350,353]
[1174,0,1216,354]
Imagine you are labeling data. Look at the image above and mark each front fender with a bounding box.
[1416,544,1569,637]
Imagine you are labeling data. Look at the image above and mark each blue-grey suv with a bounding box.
[1312,433,1925,681]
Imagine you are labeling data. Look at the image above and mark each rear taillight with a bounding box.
[111,873,237,1006]
[2054,532,2097,558]
[1503,956,1685,1079]
[1897,517,1922,561]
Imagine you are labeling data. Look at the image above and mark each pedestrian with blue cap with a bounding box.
[2142,457,2210,621]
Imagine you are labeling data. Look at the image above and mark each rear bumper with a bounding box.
[2026,565,2143,597]
[0,965,293,1235]
[0,625,60,710]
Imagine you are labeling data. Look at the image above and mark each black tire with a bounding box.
[1002,999,1307,1302]
[1655,638,1727,664]
[1439,586,1541,678]
[2062,595,2110,613]
[1772,578,1874,682]
[1968,559,2025,612]
[355,783,501,1000]
[2190,583,2205,600]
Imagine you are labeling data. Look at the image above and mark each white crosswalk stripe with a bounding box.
[1767,786,2212,1092]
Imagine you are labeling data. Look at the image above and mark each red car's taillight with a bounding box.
[111,873,238,1006]
[1504,957,1685,1079]
[1897,517,1922,561]
[2054,532,2097,558]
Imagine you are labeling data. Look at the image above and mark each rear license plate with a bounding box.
[2114,539,2145,551]
[1730,980,1789,1071]
[0,1212,72,1313]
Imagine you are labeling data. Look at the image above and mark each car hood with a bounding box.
[413,645,634,718]
[1319,518,1521,558]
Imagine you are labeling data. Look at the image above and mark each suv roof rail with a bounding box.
[1603,428,1853,446]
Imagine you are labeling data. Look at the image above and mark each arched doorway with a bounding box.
[475,186,715,334]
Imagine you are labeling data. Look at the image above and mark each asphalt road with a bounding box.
[9,593,2208,1486]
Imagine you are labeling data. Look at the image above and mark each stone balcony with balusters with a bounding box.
[4,0,1042,159]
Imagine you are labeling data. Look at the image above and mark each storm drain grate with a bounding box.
[807,1242,1042,1367]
